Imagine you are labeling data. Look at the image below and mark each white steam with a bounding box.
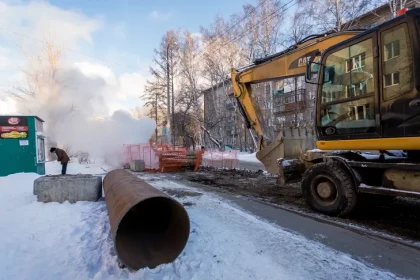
[56,110,155,167]
[15,62,155,167]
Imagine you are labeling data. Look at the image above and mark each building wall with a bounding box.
[203,80,248,150]
[203,76,317,153]
[348,4,420,30]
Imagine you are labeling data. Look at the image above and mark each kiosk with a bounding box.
[0,116,46,176]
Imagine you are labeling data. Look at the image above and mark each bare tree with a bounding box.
[148,30,180,144]
[301,0,374,32]
[385,0,420,16]
[142,79,167,142]
[232,5,260,63]
[200,15,244,83]
[282,7,315,126]
[6,40,76,148]
[199,15,246,146]
[286,7,314,45]
[177,30,205,145]
[255,0,284,58]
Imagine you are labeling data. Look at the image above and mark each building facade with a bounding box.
[203,76,316,151]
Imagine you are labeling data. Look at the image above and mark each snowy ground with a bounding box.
[45,159,113,175]
[0,162,403,279]
[238,152,259,163]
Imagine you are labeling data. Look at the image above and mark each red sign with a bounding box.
[0,126,28,132]
[7,117,20,125]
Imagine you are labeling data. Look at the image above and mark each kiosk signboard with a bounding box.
[0,116,29,139]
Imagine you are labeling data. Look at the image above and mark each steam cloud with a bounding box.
[16,63,156,167]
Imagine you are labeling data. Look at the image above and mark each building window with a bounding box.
[346,81,367,97]
[296,93,304,102]
[382,24,413,100]
[322,91,338,103]
[297,113,304,121]
[309,91,316,100]
[346,53,365,73]
[277,116,286,123]
[348,104,372,120]
[284,95,296,104]
[384,40,400,61]
[384,72,400,87]
[265,83,271,95]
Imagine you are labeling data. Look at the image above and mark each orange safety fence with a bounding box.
[124,143,193,172]
[124,143,160,170]
[156,148,187,172]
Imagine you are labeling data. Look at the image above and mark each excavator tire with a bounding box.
[301,161,357,217]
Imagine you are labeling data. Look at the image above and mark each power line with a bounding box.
[212,0,297,60]
[192,0,272,60]
[174,0,297,79]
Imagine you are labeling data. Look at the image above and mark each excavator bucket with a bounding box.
[256,134,284,176]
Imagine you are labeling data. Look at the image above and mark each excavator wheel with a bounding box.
[301,161,357,217]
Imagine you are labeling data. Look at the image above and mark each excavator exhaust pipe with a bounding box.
[103,169,190,270]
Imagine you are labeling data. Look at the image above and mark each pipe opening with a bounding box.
[115,197,190,270]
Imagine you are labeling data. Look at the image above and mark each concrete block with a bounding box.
[130,160,145,172]
[33,174,103,203]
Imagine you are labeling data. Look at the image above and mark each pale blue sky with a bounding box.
[46,0,252,74]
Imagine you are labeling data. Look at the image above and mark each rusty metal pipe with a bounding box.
[103,169,190,270]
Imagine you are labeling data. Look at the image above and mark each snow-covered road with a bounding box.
[238,152,260,163]
[0,163,404,279]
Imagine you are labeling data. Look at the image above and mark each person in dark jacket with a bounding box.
[50,147,70,175]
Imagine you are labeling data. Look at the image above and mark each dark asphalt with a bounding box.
[225,194,420,280]
[238,160,265,171]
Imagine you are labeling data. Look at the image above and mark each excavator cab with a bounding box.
[308,8,420,151]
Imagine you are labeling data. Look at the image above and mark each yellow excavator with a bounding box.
[231,8,420,216]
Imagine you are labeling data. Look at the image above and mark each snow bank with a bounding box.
[45,161,112,175]
[203,150,238,160]
[238,152,260,163]
[0,173,113,280]
[0,162,399,279]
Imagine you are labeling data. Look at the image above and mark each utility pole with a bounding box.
[166,43,173,145]
[166,42,176,147]
[155,91,158,143]
[171,52,175,146]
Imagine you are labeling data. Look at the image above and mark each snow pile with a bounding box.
[202,150,238,160]
[0,173,111,280]
[45,161,112,175]
[201,150,240,169]
[0,162,399,279]
[238,152,260,163]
